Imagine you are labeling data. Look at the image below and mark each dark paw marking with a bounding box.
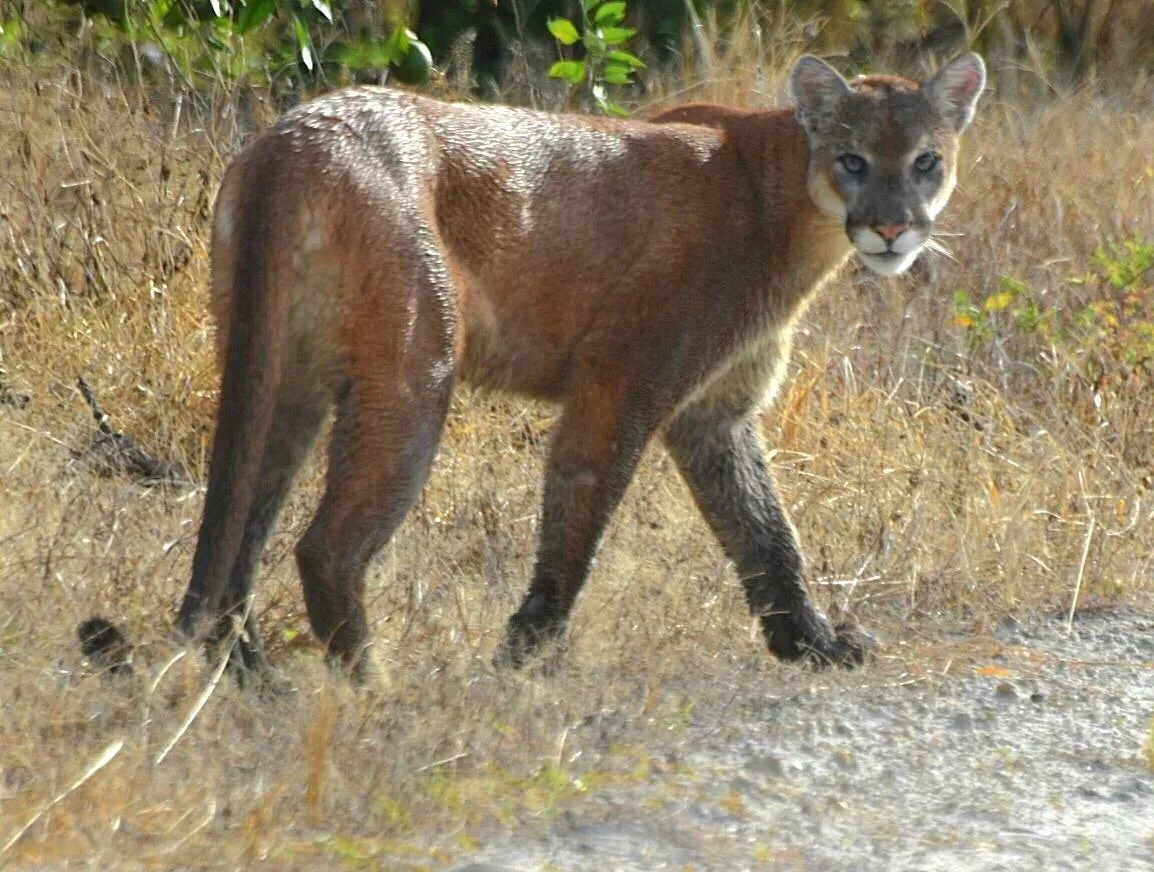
[806,622,879,669]
[766,614,879,670]
[494,611,566,673]
[77,616,135,676]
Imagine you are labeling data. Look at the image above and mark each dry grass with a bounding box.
[1,42,1153,869]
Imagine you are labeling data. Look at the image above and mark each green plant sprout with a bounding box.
[547,0,645,116]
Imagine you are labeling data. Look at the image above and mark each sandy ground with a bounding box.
[454,608,1154,871]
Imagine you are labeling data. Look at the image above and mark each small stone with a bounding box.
[1030,689,1047,704]
[750,755,787,779]
[995,681,1018,701]
[730,775,757,794]
[951,712,975,732]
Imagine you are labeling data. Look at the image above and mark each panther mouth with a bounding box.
[855,246,921,277]
[871,249,905,262]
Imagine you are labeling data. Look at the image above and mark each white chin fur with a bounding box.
[851,226,926,256]
[858,249,920,276]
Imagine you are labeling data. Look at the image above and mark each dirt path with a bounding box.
[455,609,1154,871]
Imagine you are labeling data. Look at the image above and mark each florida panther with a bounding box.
[170,53,985,683]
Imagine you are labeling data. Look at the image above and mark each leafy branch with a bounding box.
[547,0,644,116]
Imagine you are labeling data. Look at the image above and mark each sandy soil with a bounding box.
[455,609,1154,871]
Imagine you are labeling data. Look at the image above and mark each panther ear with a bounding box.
[925,52,986,133]
[789,55,851,135]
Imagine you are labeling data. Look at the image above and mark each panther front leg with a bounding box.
[496,383,655,669]
[665,404,874,667]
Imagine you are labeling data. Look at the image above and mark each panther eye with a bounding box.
[914,151,940,173]
[839,153,867,174]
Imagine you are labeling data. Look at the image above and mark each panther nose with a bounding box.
[875,223,907,243]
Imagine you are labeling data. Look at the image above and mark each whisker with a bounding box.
[925,235,957,262]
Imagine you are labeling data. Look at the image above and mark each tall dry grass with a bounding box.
[1,38,1153,867]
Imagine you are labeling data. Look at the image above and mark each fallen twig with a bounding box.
[155,641,231,766]
[1,739,124,855]
[1065,516,1097,634]
[72,377,188,486]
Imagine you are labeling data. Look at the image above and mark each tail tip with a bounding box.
[77,616,135,676]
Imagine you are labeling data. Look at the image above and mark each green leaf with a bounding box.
[547,18,581,46]
[602,63,633,84]
[599,25,636,44]
[594,92,628,116]
[582,30,605,54]
[999,275,1028,297]
[383,25,411,62]
[594,1,627,26]
[235,0,276,33]
[311,0,332,22]
[292,11,313,70]
[607,49,645,68]
[391,38,432,84]
[549,59,586,84]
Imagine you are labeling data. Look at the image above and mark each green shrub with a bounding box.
[547,0,644,116]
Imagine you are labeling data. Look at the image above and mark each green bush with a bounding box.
[952,236,1154,391]
[43,0,432,90]
[547,0,644,116]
